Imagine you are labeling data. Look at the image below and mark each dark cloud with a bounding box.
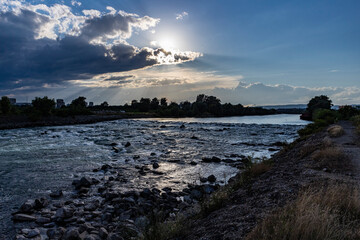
[103,75,135,81]
[0,6,200,90]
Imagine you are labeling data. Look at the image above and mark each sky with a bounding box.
[0,0,359,105]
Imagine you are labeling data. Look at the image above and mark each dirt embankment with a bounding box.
[182,121,360,240]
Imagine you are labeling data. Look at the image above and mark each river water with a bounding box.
[0,114,308,237]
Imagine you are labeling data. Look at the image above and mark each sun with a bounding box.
[158,37,177,50]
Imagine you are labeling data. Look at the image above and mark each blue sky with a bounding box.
[0,0,359,105]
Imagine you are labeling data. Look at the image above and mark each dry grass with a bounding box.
[249,161,272,177]
[311,147,348,170]
[246,183,360,240]
[327,125,345,138]
[299,143,320,158]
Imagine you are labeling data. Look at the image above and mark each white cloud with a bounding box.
[82,9,101,18]
[176,11,188,20]
[71,0,81,7]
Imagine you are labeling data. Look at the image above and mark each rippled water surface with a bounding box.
[0,114,308,236]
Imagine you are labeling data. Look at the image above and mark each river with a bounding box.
[0,114,308,237]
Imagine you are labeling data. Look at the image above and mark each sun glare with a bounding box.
[159,37,177,50]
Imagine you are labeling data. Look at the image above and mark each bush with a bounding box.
[313,109,340,124]
[339,106,360,120]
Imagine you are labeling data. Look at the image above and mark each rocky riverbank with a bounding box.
[10,156,250,240]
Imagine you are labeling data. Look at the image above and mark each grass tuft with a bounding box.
[246,183,360,240]
[311,147,348,170]
[327,125,345,138]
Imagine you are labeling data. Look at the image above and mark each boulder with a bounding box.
[20,199,35,213]
[50,190,63,198]
[63,228,80,240]
[12,214,36,222]
[207,175,217,183]
[124,142,131,147]
[152,162,160,169]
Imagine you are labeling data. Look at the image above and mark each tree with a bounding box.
[32,96,55,116]
[70,96,87,108]
[307,95,332,113]
[100,101,109,107]
[150,98,159,110]
[139,98,150,112]
[160,98,167,107]
[0,96,11,114]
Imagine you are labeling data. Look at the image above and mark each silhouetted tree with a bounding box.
[307,95,332,113]
[139,98,151,112]
[150,98,159,110]
[32,96,55,116]
[160,98,168,107]
[70,96,87,108]
[100,101,109,107]
[180,101,191,111]
[0,96,11,114]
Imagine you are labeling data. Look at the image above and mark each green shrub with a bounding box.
[313,109,340,124]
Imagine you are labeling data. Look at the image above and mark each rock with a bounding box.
[221,158,236,163]
[55,207,74,220]
[74,176,92,189]
[140,188,152,198]
[190,161,197,165]
[112,147,120,153]
[190,189,202,200]
[12,214,36,222]
[124,142,131,147]
[99,227,108,239]
[20,199,35,213]
[101,164,112,171]
[135,216,149,231]
[200,177,208,183]
[190,136,199,140]
[152,162,159,169]
[108,233,124,240]
[202,156,221,163]
[150,152,156,156]
[207,175,217,183]
[110,142,118,146]
[152,170,164,175]
[63,228,80,240]
[50,190,63,198]
[133,155,140,160]
[160,125,166,128]
[162,187,172,192]
[36,217,51,224]
[180,124,185,129]
[202,184,215,194]
[268,148,278,152]
[26,228,40,238]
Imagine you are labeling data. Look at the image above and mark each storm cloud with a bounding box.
[0,1,201,90]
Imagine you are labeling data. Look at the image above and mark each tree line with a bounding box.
[91,94,277,117]
[0,94,277,118]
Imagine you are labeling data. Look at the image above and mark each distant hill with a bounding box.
[260,104,307,110]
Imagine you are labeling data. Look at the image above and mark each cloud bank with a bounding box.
[0,1,201,90]
[211,82,360,105]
